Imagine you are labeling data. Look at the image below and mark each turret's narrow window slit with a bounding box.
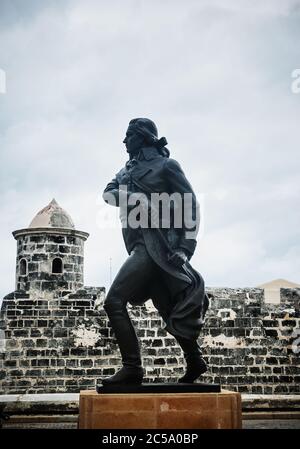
[20,258,27,275]
[52,257,63,274]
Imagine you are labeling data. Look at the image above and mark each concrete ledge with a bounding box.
[243,411,300,420]
[6,414,78,423]
[242,394,300,411]
[0,393,79,414]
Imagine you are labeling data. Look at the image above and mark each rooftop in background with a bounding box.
[28,198,75,229]
[257,278,300,289]
[257,278,300,304]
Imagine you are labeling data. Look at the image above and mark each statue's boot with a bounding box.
[101,301,144,385]
[176,336,207,383]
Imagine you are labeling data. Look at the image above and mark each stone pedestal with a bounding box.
[79,390,242,429]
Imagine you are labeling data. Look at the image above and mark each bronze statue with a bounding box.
[101,118,209,385]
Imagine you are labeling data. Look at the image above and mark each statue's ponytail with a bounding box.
[158,146,170,158]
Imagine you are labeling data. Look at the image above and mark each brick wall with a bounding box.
[0,287,299,394]
[202,287,299,394]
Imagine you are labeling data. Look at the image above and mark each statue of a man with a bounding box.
[101,118,209,385]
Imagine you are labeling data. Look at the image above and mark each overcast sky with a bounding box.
[0,0,300,300]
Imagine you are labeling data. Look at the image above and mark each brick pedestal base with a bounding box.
[78,390,242,429]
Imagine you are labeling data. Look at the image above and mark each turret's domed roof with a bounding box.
[29,199,75,229]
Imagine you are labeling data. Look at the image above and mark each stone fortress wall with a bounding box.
[0,286,299,395]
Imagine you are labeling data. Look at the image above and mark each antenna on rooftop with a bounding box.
[109,257,112,286]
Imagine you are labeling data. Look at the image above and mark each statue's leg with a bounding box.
[151,278,208,383]
[175,335,207,383]
[102,244,156,385]
[154,309,208,383]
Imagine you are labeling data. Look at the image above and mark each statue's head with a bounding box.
[123,118,158,155]
[123,118,169,158]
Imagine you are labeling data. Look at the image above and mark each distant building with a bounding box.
[257,278,300,304]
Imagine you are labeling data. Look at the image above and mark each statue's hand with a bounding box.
[168,249,188,267]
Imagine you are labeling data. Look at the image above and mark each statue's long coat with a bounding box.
[103,146,209,340]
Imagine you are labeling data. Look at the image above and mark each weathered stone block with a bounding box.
[79,390,242,429]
